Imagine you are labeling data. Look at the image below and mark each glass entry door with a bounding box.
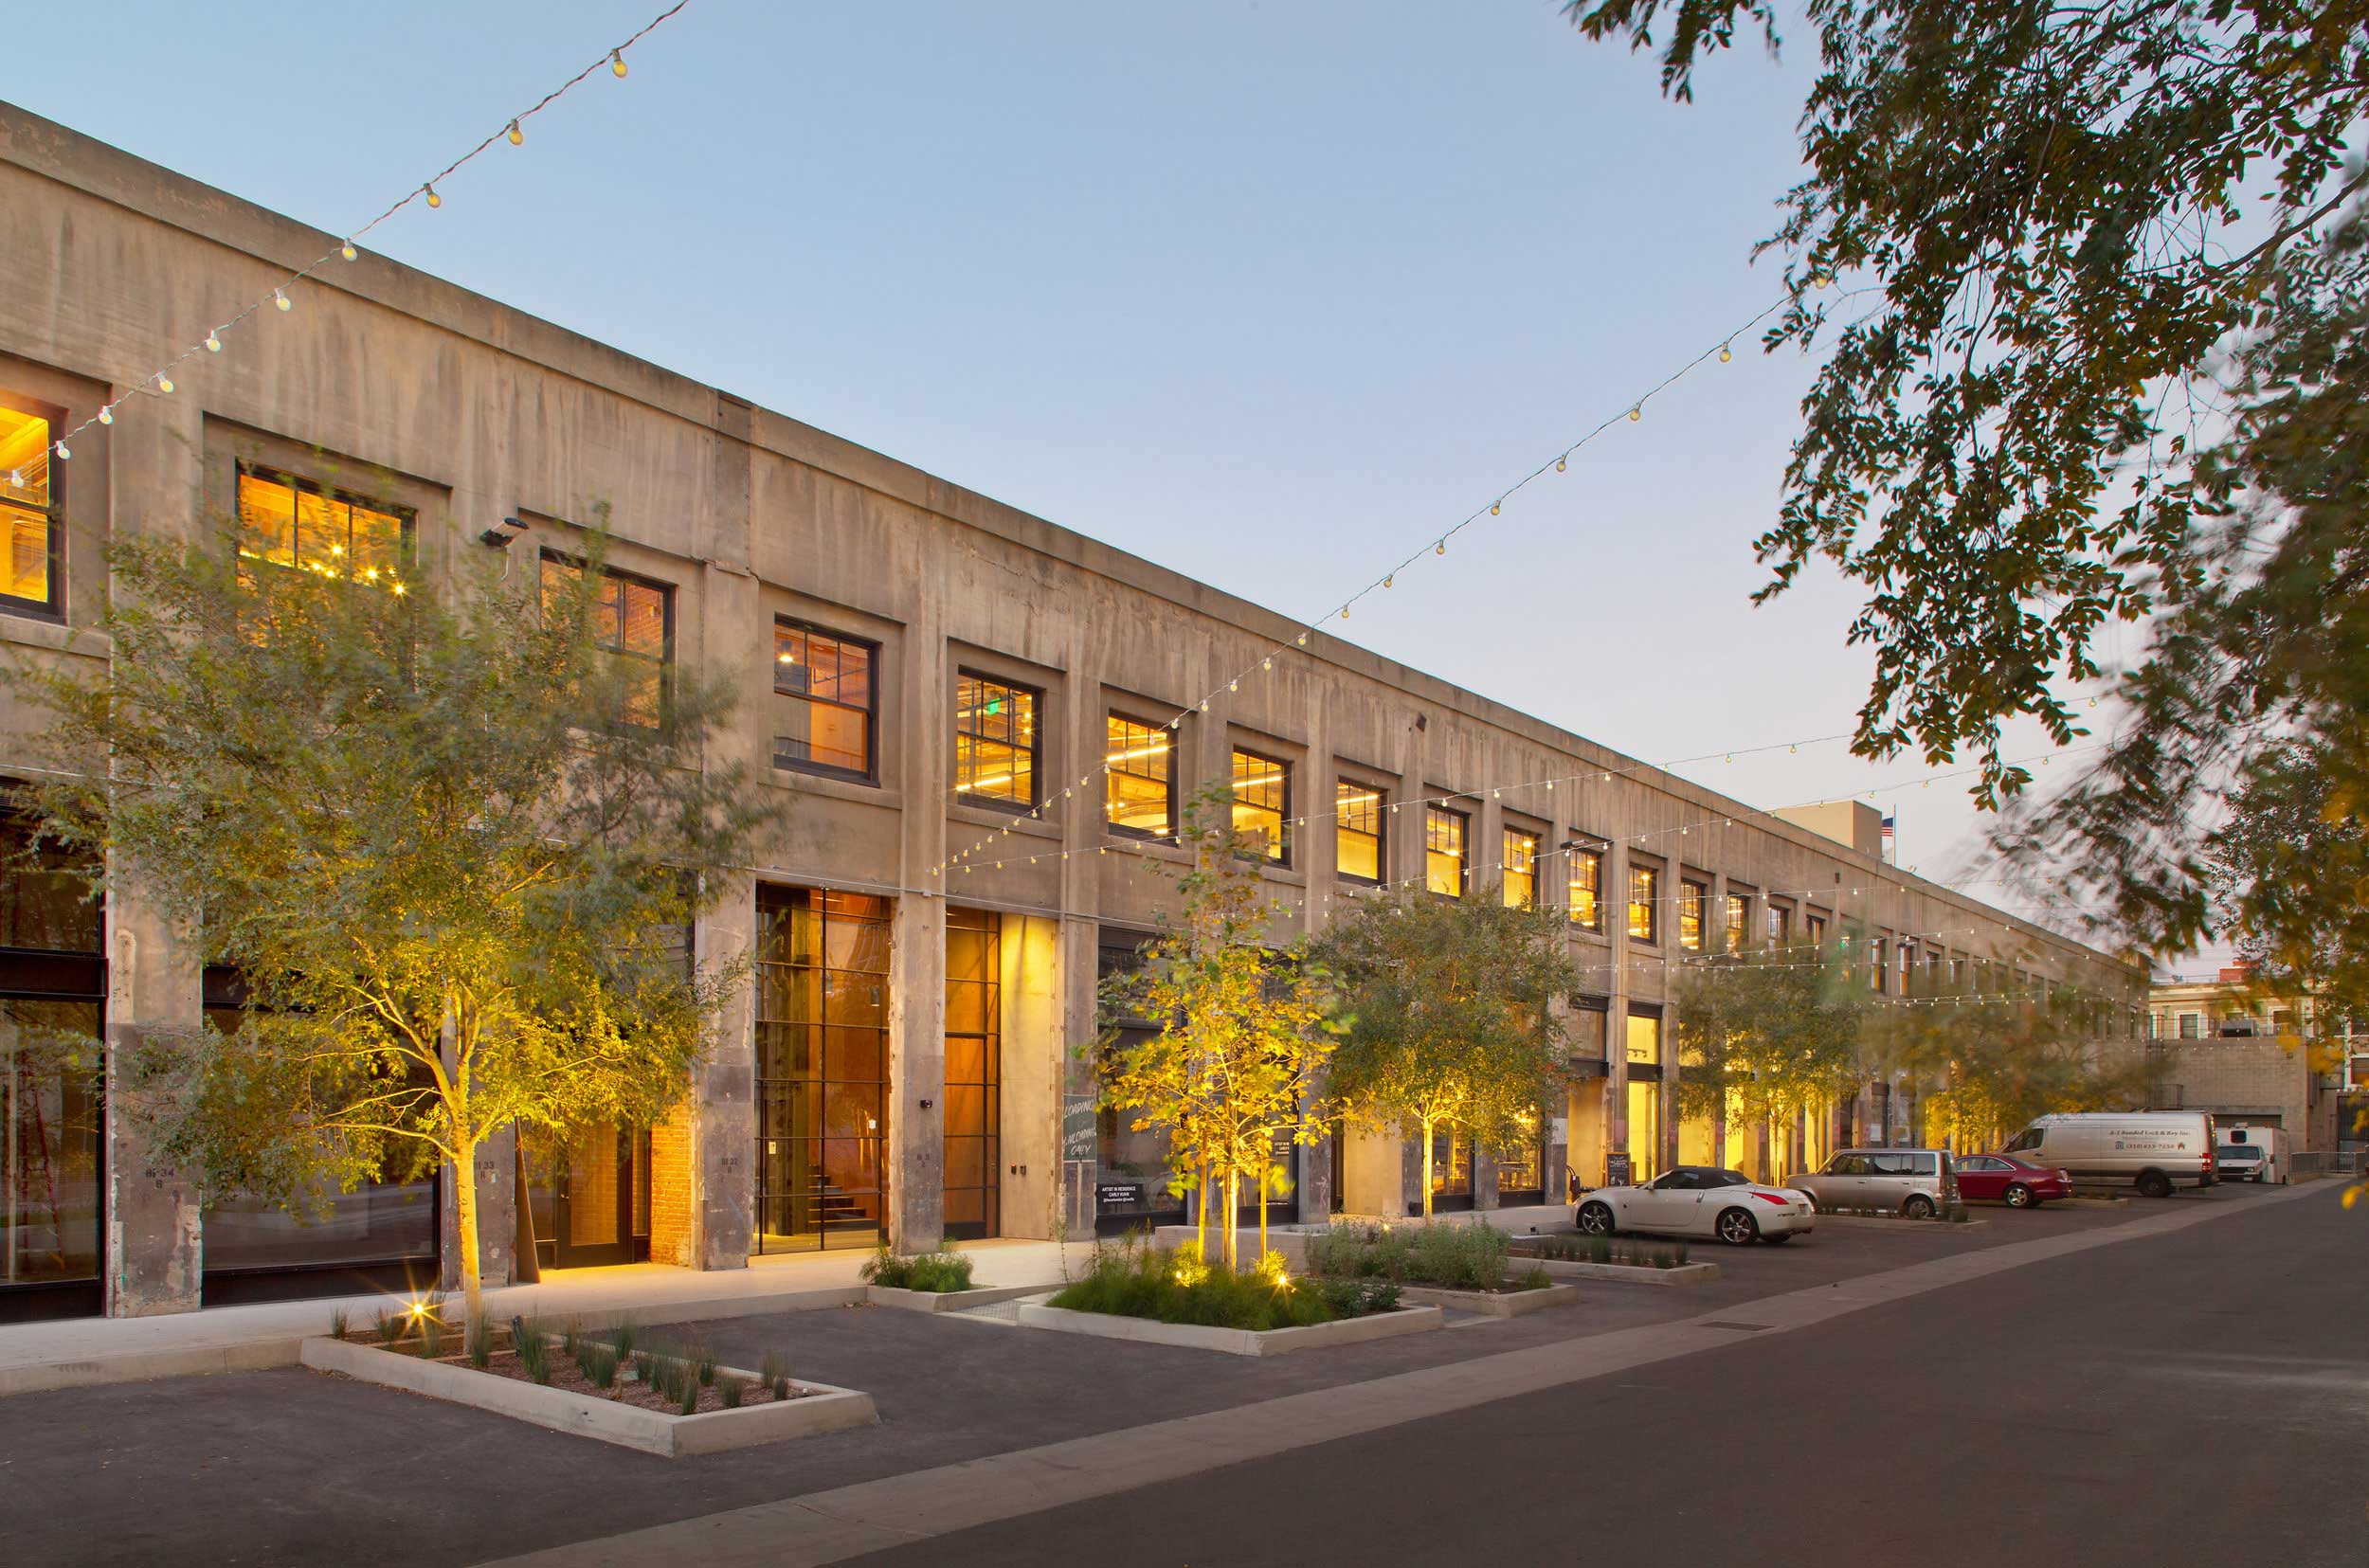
[754,888,892,1253]
[943,909,1002,1240]
[524,1125,646,1270]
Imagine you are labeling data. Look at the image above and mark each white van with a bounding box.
[2001,1112,2218,1198]
[2215,1124,2290,1184]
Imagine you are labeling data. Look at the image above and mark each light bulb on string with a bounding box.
[97,407,113,426]
[1490,502,1501,516]
[1719,343,1732,363]
[506,120,524,146]
[53,442,69,460]
[155,375,172,394]
[1627,406,1641,423]
[1556,455,1566,473]
[611,50,628,77]
[274,290,291,313]
[1383,574,1393,589]
[205,333,222,351]
[341,241,357,261]
[1435,540,1445,555]
[424,184,442,208]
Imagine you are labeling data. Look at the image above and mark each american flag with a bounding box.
[1880,811,1896,863]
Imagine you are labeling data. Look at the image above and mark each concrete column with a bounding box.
[1607,838,1632,1177]
[890,591,949,1252]
[1054,634,1100,1242]
[101,873,201,1316]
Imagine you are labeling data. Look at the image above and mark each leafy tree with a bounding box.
[1095,786,1341,1269]
[1671,946,1862,1175]
[4,519,779,1320]
[1311,890,1580,1217]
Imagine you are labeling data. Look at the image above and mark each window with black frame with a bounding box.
[541,550,671,728]
[1230,748,1290,864]
[1,402,64,618]
[1425,806,1467,896]
[1679,880,1707,951]
[753,888,893,1253]
[1502,828,1539,909]
[236,464,409,586]
[1493,1114,1545,1205]
[1567,845,1602,930]
[943,909,1003,1240]
[1335,780,1383,883]
[1629,864,1660,943]
[773,621,876,781]
[0,816,104,1323]
[953,673,1039,809]
[1105,715,1173,838]
[1093,929,1189,1235]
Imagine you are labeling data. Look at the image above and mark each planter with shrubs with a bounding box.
[1303,1221,1579,1317]
[1506,1233,1724,1286]
[1018,1237,1442,1357]
[858,1246,1053,1312]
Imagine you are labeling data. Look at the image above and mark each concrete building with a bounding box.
[0,105,2146,1322]
[2147,968,2347,1154]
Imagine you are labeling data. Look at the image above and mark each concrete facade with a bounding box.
[0,105,2146,1318]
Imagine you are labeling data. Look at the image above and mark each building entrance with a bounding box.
[754,888,891,1253]
[524,1125,648,1270]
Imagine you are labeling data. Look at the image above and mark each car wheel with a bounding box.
[1577,1201,1617,1236]
[1903,1194,1937,1219]
[2137,1170,2173,1199]
[1715,1207,1760,1246]
[2003,1183,2033,1209]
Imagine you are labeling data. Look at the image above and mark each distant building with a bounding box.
[2147,967,2349,1153]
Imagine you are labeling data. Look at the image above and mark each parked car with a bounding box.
[2215,1125,2289,1183]
[2001,1111,2217,1198]
[1573,1165,1815,1246]
[1787,1148,1958,1217]
[1952,1152,2071,1208]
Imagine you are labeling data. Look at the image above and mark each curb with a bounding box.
[1015,1302,1444,1357]
[1393,1283,1580,1318]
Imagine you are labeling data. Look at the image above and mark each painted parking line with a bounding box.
[475,1184,2325,1568]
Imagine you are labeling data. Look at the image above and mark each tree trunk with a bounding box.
[1221,1168,1239,1271]
[1711,1098,1727,1176]
[1194,1163,1210,1256]
[1420,1117,1436,1219]
[452,1135,483,1326]
[1257,1148,1270,1264]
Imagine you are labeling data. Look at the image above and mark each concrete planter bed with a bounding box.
[1016,1301,1444,1357]
[1811,1210,1989,1230]
[1512,1255,1722,1287]
[1392,1282,1580,1318]
[300,1336,877,1457]
[865,1283,1051,1314]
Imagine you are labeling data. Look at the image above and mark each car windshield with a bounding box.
[2220,1146,2260,1159]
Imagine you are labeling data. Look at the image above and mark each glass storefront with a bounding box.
[1494,1115,1544,1204]
[1094,930,1188,1235]
[754,888,892,1253]
[1625,1010,1663,1183]
[2,818,103,1323]
[943,909,1002,1240]
[1420,1124,1474,1214]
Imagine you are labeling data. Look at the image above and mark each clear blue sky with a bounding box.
[9,1,2157,952]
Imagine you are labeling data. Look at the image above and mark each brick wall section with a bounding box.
[2171,1038,2321,1147]
[648,1107,695,1268]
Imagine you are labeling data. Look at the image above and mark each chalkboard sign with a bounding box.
[1096,1182,1145,1210]
[1604,1151,1633,1187]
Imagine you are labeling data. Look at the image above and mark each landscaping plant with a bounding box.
[328,1307,350,1341]
[718,1376,746,1410]
[759,1349,792,1402]
[861,1246,976,1292]
[1047,1236,1349,1331]
[372,1307,403,1347]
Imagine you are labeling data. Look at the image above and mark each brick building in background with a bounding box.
[2147,967,2347,1154]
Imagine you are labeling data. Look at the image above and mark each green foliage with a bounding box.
[417,1311,444,1361]
[372,1307,403,1347]
[1671,948,1863,1134]
[1564,0,2369,802]
[1304,1220,1512,1290]
[1047,1237,1350,1330]
[610,1316,639,1363]
[717,1376,746,1410]
[860,1246,976,1292]
[1524,1232,1690,1269]
[515,1325,552,1386]
[759,1349,792,1402]
[0,516,784,1317]
[1094,786,1344,1266]
[464,1313,492,1369]
[1309,893,1579,1216]
[579,1343,619,1390]
[327,1307,350,1341]
[693,1344,718,1387]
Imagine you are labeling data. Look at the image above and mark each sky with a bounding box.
[7,0,2195,964]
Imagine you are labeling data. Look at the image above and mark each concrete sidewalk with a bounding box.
[0,1237,1092,1398]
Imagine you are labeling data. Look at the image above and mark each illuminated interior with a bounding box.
[774,622,874,776]
[1678,881,1704,951]
[1334,781,1382,882]
[1105,715,1172,836]
[1230,748,1288,862]
[1628,864,1659,942]
[953,674,1037,805]
[1502,828,1537,909]
[1567,848,1600,928]
[1424,806,1465,895]
[0,406,54,606]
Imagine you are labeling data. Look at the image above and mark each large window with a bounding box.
[1870,937,1889,992]
[1567,847,1602,930]
[1629,864,1660,943]
[1678,880,1707,952]
[943,910,1003,1240]
[1503,828,1539,909]
[1231,748,1290,864]
[1335,780,1383,884]
[1425,806,1467,896]
[1806,911,1828,948]
[1105,715,1174,838]
[754,888,892,1253]
[1725,892,1749,955]
[1767,901,1792,947]
[1,404,62,617]
[773,621,876,781]
[542,551,672,728]
[238,465,408,585]
[953,673,1040,809]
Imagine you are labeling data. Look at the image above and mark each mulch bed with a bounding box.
[329,1337,807,1416]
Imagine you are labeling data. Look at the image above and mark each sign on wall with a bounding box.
[1061,1094,1097,1162]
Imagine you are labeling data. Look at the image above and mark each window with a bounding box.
[1335,780,1383,883]
[1766,902,1792,946]
[1105,715,1174,838]
[238,465,408,586]
[953,673,1040,809]
[2179,1013,2201,1039]
[1870,937,1888,992]
[773,622,876,781]
[1678,880,1706,952]
[1567,846,1602,930]
[542,551,671,727]
[1424,806,1467,896]
[1629,864,1660,943]
[1806,911,1828,948]
[1725,892,1749,955]
[1502,828,1539,909]
[0,404,62,617]
[1230,748,1290,864]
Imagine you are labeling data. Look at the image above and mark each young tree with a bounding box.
[1095,786,1341,1270]
[1311,892,1580,1217]
[1672,946,1861,1177]
[4,518,780,1321]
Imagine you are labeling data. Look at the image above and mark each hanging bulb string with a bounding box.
[933,291,1796,879]
[45,1,688,459]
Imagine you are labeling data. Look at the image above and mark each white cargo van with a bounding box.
[2001,1112,2218,1198]
[2215,1124,2290,1184]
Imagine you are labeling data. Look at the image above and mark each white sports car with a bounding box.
[1574,1165,1816,1246]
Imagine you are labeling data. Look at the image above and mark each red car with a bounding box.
[1953,1152,2072,1208]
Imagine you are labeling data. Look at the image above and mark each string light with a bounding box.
[611,49,629,77]
[96,407,113,426]
[425,184,443,208]
[274,290,291,313]
[1719,343,1732,363]
[155,375,172,394]
[507,121,525,146]
[205,333,222,351]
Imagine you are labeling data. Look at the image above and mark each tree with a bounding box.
[1095,786,1341,1270]
[1311,892,1580,1217]
[3,517,780,1321]
[1671,946,1861,1176]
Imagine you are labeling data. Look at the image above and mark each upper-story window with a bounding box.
[1502,828,1539,910]
[773,621,877,781]
[1806,911,1828,948]
[1629,864,1660,944]
[1766,901,1791,947]
[1870,937,1889,992]
[1567,846,1602,930]
[1678,879,1707,952]
[1335,780,1383,884]
[541,551,671,728]
[1725,892,1749,954]
[1,403,63,618]
[1105,714,1173,838]
[1230,748,1290,864]
[1425,806,1467,896]
[954,673,1039,809]
[238,464,409,586]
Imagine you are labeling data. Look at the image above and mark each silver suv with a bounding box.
[1789,1148,1957,1217]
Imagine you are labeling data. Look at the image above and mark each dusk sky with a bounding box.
[10,1,2172,959]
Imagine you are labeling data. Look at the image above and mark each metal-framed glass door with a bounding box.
[754,888,891,1254]
[943,909,1001,1240]
[525,1125,645,1270]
